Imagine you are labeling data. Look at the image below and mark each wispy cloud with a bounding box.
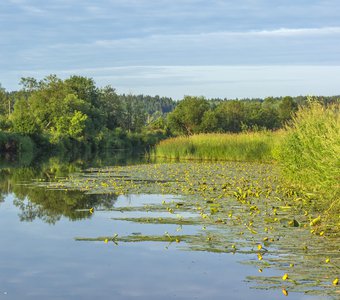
[22,26,337,69]
[240,26,340,36]
[91,26,340,47]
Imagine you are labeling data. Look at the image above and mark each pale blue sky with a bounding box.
[1,0,340,99]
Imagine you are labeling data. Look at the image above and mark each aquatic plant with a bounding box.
[35,161,340,298]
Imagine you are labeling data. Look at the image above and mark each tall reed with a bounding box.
[154,131,283,162]
[278,101,340,221]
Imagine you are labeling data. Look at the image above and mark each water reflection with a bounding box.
[0,150,146,223]
[12,191,117,224]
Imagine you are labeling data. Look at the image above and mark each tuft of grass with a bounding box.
[278,101,340,220]
[154,131,284,162]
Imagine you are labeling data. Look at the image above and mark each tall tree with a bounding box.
[167,96,210,135]
[215,101,245,132]
[98,86,124,130]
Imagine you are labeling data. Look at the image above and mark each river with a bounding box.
[0,153,338,299]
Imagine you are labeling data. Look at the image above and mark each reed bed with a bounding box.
[154,131,284,162]
[278,101,340,220]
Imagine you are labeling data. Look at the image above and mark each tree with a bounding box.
[64,75,105,135]
[0,85,10,129]
[215,101,245,132]
[10,97,40,135]
[120,94,147,132]
[11,75,94,142]
[98,86,124,130]
[167,96,209,135]
[200,110,219,133]
[278,96,298,125]
[20,77,39,92]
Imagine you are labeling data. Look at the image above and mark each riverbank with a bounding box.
[154,102,339,230]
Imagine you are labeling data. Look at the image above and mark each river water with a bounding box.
[0,153,337,300]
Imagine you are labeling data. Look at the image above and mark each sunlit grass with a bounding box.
[154,131,284,162]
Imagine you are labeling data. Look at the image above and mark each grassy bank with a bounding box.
[154,131,284,162]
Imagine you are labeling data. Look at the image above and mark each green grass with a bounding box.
[154,131,284,162]
[278,101,340,221]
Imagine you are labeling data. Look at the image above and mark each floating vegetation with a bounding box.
[35,161,340,298]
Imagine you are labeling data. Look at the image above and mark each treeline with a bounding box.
[166,95,339,135]
[0,75,176,154]
[1,74,339,155]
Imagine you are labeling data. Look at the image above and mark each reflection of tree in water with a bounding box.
[0,158,121,223]
[0,169,11,204]
[12,189,118,224]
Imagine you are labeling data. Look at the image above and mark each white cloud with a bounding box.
[92,26,340,46]
[251,27,340,36]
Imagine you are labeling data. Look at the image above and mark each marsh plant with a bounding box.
[154,131,284,162]
[279,100,340,224]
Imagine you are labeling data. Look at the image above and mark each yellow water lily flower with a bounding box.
[282,273,289,281]
[333,278,338,286]
[89,207,94,214]
[282,288,288,296]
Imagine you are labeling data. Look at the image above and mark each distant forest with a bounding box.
[0,75,339,154]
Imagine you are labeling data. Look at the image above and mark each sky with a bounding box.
[1,0,340,99]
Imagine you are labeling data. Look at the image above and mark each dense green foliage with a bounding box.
[166,96,299,135]
[165,95,339,136]
[278,100,340,220]
[0,76,176,153]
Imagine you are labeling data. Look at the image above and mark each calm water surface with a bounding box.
[0,155,335,300]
